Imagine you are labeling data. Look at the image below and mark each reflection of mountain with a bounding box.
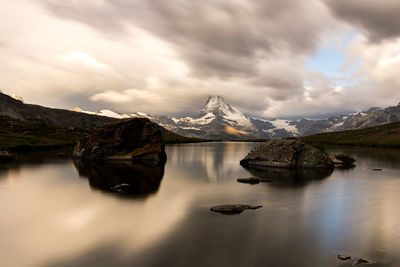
[243,166,333,187]
[166,142,256,183]
[73,159,165,198]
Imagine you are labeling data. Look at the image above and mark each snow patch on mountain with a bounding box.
[173,112,216,125]
[72,107,130,119]
[270,119,299,134]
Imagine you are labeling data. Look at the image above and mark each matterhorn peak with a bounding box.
[199,95,234,117]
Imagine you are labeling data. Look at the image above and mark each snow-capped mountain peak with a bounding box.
[199,96,238,117]
[197,96,255,130]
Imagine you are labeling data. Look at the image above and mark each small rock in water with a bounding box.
[237,177,272,184]
[210,204,262,215]
[371,168,383,171]
[111,183,131,194]
[0,151,14,162]
[337,255,351,261]
[354,258,369,265]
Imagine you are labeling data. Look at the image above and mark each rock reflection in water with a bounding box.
[243,166,333,187]
[73,159,165,198]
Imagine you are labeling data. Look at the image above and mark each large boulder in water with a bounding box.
[73,118,167,165]
[240,139,333,168]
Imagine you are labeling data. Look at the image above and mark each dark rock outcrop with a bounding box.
[73,118,167,165]
[210,204,262,215]
[240,139,333,169]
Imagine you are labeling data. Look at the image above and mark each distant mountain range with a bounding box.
[2,92,400,140]
[72,95,400,139]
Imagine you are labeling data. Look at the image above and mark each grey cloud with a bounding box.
[41,1,126,34]
[325,0,400,42]
[41,0,333,84]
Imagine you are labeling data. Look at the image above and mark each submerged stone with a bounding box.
[111,183,131,194]
[237,177,272,184]
[354,258,369,265]
[337,255,351,261]
[0,151,14,162]
[210,204,262,215]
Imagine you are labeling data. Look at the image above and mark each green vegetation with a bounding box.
[0,116,89,151]
[0,116,211,151]
[162,131,210,144]
[301,122,400,148]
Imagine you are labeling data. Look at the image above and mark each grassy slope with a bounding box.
[0,116,210,151]
[301,122,400,148]
[0,116,89,151]
[160,128,210,144]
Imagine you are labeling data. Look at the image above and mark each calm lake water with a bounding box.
[1,142,400,267]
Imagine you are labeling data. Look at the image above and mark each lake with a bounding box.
[1,142,400,267]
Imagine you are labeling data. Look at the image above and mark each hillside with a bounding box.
[0,115,89,151]
[301,122,400,148]
[0,115,208,151]
[0,93,115,128]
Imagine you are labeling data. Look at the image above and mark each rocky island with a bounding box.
[240,139,349,169]
[73,118,167,165]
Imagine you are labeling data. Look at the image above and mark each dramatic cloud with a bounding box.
[1,0,400,118]
[42,0,334,78]
[325,0,400,42]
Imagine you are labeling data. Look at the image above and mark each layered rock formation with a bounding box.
[73,118,167,165]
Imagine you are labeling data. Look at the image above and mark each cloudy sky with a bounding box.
[1,0,400,119]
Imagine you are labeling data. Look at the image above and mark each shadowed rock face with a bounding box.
[73,159,165,198]
[73,118,167,165]
[240,139,333,168]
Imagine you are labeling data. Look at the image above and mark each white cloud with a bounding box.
[90,89,163,104]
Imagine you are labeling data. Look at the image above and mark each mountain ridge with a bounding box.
[2,92,400,140]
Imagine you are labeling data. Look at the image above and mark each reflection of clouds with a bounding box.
[3,145,400,266]
[295,160,400,263]
[0,162,190,267]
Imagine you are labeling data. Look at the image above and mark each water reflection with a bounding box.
[167,142,259,182]
[2,144,400,267]
[73,159,165,198]
[243,166,333,187]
